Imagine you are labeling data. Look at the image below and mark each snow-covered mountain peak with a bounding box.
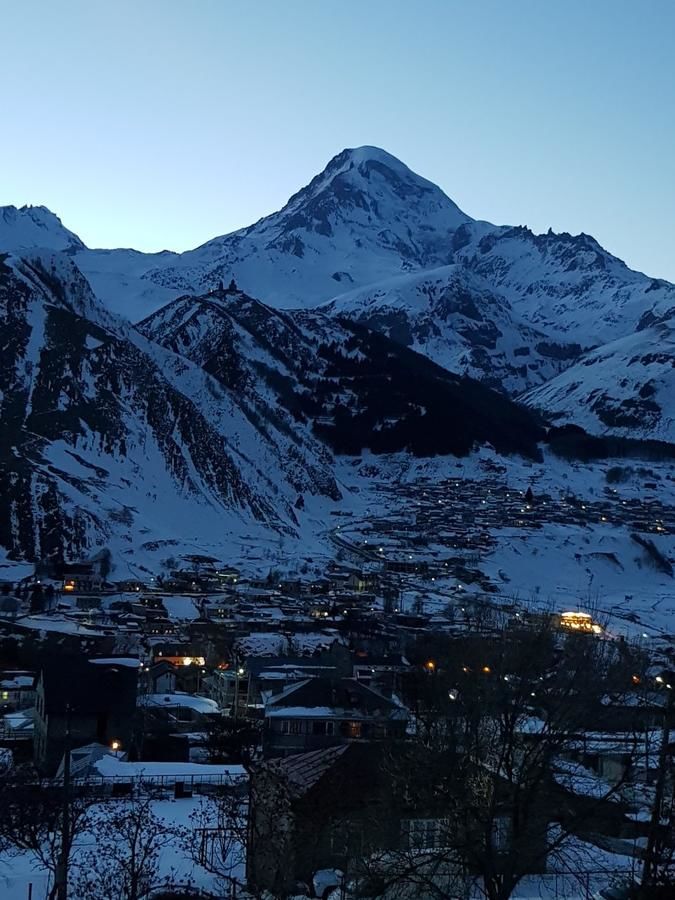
[265,144,472,239]
[138,147,475,311]
[0,204,85,253]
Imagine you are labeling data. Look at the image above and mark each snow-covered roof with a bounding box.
[89,657,141,668]
[2,711,33,732]
[138,692,219,714]
[13,615,106,636]
[264,676,408,720]
[93,754,245,782]
[0,676,34,688]
[267,706,348,719]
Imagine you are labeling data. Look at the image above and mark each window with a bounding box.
[312,720,335,736]
[342,720,362,738]
[492,815,511,852]
[277,718,302,735]
[401,818,450,849]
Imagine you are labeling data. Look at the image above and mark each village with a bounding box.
[0,468,674,900]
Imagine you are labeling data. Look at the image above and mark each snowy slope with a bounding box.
[0,253,548,567]
[139,285,545,461]
[0,252,342,565]
[74,247,180,321]
[0,205,85,253]
[0,206,182,320]
[451,222,675,345]
[521,323,675,440]
[322,265,580,394]
[0,148,474,320]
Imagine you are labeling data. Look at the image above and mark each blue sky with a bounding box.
[3,0,674,279]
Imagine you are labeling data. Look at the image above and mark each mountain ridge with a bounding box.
[0,249,549,564]
[2,145,675,441]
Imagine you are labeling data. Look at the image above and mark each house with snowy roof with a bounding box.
[262,676,408,757]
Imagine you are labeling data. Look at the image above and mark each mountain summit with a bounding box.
[138,146,475,309]
[266,145,472,244]
[0,205,85,253]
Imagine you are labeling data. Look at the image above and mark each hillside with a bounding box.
[139,286,545,460]
[522,323,675,440]
[0,253,341,565]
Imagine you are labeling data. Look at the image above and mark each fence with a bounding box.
[70,771,245,799]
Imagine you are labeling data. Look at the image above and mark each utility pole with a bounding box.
[233,655,240,724]
[55,702,72,900]
[642,683,673,889]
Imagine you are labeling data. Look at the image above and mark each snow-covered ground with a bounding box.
[328,447,675,642]
[3,443,675,647]
[0,793,242,900]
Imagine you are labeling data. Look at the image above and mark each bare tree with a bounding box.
[72,793,186,900]
[368,620,650,900]
[0,765,97,900]
[202,716,260,765]
[187,789,250,898]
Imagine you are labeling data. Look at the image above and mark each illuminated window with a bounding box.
[344,721,362,739]
[559,611,599,633]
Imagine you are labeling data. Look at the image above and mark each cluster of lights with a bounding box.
[559,611,602,635]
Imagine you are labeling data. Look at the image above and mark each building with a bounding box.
[262,676,408,757]
[0,670,35,710]
[248,744,380,895]
[247,744,570,898]
[33,656,139,774]
[141,660,177,695]
[60,561,104,594]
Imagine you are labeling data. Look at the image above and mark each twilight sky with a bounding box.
[3,0,674,279]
